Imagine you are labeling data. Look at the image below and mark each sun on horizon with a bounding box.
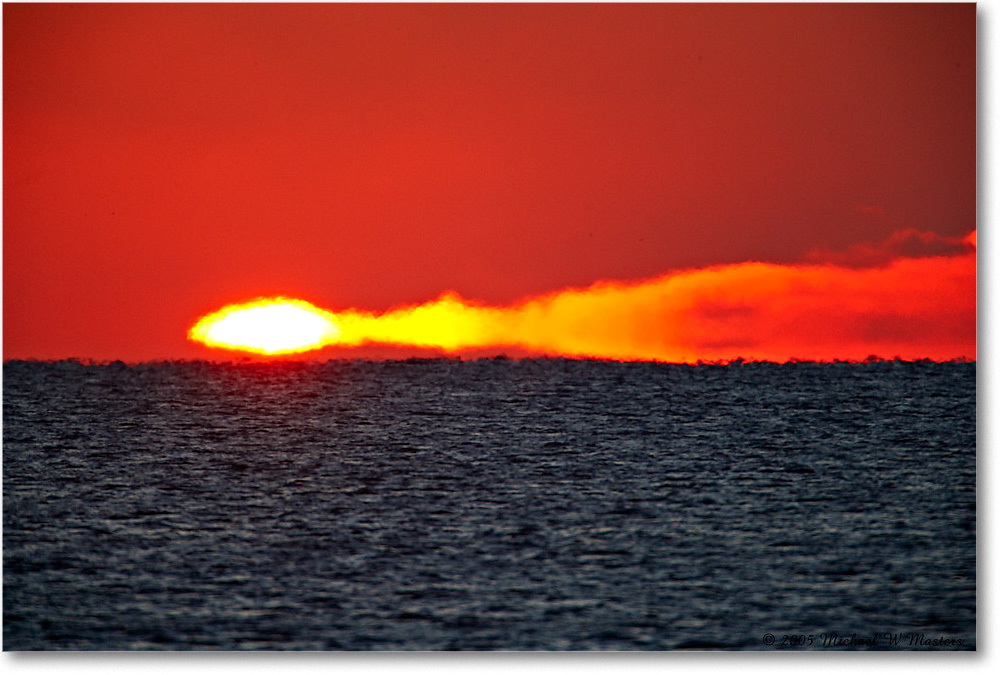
[188,298,341,355]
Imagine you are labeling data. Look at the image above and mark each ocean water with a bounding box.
[3,358,976,650]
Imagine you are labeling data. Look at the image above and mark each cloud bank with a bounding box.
[312,229,975,362]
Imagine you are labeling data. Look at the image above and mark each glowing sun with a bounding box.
[189,298,341,355]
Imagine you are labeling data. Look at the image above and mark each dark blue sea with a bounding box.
[2,358,976,650]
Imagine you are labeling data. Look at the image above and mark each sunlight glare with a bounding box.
[189,298,341,355]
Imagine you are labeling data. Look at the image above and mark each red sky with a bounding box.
[2,3,976,362]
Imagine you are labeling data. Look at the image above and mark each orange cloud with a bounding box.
[191,230,976,363]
